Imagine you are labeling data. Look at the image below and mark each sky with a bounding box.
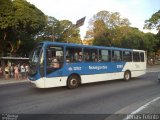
[27,0,160,39]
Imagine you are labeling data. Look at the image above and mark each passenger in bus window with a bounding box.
[66,56,70,63]
[98,55,102,62]
[74,52,79,61]
[79,52,83,62]
[94,55,98,62]
[78,55,82,62]
[84,52,90,61]
[92,53,98,62]
[52,57,60,68]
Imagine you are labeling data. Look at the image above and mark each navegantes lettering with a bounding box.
[89,66,107,70]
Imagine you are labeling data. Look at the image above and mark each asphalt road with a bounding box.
[0,67,160,120]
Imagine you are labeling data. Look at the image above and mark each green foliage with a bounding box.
[0,0,81,57]
[0,0,13,56]
[121,28,143,49]
[13,0,46,34]
[143,33,158,52]
[0,0,46,57]
[114,27,157,54]
[144,9,160,56]
[56,20,81,44]
[155,31,160,52]
[92,20,111,46]
[0,0,14,29]
[87,10,159,55]
[90,10,130,30]
[36,17,81,44]
[144,10,160,31]
[35,16,60,42]
[89,10,130,46]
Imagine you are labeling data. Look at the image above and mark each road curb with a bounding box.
[0,80,29,85]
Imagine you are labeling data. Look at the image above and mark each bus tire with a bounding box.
[67,75,80,89]
[124,71,131,81]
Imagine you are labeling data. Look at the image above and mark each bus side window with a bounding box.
[84,48,98,62]
[66,47,82,62]
[140,52,145,62]
[99,49,110,62]
[133,52,140,62]
[112,50,122,61]
[123,51,132,62]
[84,52,90,61]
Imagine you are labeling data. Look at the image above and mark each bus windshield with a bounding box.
[29,44,43,76]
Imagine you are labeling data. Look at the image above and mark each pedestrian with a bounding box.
[0,65,3,77]
[150,58,153,65]
[14,64,20,80]
[20,64,26,79]
[5,64,9,80]
[25,64,29,77]
[10,64,14,78]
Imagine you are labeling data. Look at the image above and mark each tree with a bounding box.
[92,19,111,46]
[89,10,130,30]
[144,10,160,58]
[58,20,81,43]
[13,0,46,56]
[120,27,158,54]
[87,10,130,46]
[0,0,46,57]
[36,18,81,44]
[121,28,143,49]
[144,10,160,31]
[35,16,60,42]
[155,31,160,55]
[0,0,14,56]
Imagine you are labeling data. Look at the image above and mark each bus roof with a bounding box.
[40,41,145,52]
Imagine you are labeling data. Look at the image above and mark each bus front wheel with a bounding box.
[124,71,131,81]
[67,75,80,89]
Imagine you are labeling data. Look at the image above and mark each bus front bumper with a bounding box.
[28,78,45,88]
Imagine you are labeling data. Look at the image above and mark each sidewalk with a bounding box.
[0,77,28,85]
[147,64,160,73]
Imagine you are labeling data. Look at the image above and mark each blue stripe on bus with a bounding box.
[46,62,126,77]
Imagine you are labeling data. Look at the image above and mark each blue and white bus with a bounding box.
[28,42,146,88]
